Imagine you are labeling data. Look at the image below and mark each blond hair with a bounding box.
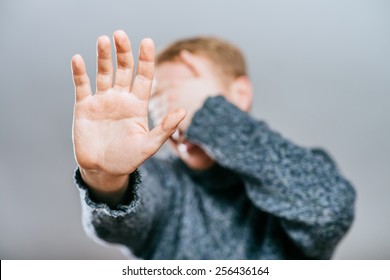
[156,36,247,82]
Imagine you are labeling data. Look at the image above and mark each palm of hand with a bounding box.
[74,90,149,175]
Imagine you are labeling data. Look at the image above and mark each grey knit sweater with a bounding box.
[74,96,356,259]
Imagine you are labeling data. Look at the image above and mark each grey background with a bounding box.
[0,0,389,259]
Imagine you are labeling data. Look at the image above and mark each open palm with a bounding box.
[72,30,185,180]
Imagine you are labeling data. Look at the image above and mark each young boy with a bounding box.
[71,30,355,259]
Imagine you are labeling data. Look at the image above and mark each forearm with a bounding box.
[187,95,275,177]
[75,166,148,253]
[186,96,356,257]
[187,96,355,220]
[74,158,180,256]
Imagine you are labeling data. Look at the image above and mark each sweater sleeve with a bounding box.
[186,95,356,259]
[74,157,178,257]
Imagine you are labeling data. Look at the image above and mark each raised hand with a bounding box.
[71,30,186,198]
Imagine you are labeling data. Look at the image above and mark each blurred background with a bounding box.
[0,0,389,259]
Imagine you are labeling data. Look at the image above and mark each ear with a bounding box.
[224,76,253,112]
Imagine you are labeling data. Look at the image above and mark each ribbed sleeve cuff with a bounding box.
[74,168,141,218]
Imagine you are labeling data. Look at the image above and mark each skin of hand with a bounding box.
[71,30,186,205]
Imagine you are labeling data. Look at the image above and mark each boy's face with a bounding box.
[150,55,227,170]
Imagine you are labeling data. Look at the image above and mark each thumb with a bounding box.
[148,108,187,149]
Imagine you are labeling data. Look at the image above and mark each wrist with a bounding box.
[80,168,131,208]
[80,168,129,194]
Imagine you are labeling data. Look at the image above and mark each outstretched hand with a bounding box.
[71,30,186,194]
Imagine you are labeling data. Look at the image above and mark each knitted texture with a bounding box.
[74,96,356,259]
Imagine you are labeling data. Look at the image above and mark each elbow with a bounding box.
[326,179,356,230]
[306,180,356,258]
[314,179,356,251]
